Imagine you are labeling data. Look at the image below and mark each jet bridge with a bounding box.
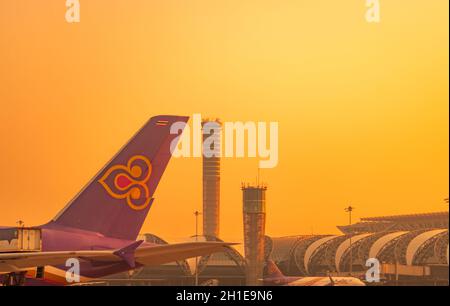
[0,227,42,253]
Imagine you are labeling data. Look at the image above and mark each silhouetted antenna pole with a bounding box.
[345,206,356,275]
[194,211,202,240]
[194,211,202,286]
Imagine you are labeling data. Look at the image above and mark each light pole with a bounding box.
[194,211,202,286]
[345,206,355,275]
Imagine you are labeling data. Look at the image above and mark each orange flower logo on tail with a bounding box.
[98,155,153,211]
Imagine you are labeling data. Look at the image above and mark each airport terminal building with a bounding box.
[103,211,449,286]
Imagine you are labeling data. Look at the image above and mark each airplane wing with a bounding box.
[0,242,234,274]
[0,250,112,273]
[135,242,234,266]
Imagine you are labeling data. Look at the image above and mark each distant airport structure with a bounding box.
[242,184,268,286]
[104,211,448,286]
[202,119,222,238]
[268,212,449,279]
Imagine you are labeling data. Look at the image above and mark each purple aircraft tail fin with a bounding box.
[49,115,188,241]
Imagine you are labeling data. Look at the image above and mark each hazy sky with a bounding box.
[0,1,448,241]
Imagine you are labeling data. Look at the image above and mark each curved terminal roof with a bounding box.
[304,236,338,274]
[369,231,408,259]
[270,236,306,262]
[406,229,448,266]
[335,233,373,272]
[138,224,449,277]
[362,212,449,222]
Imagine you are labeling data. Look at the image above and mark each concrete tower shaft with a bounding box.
[202,119,222,238]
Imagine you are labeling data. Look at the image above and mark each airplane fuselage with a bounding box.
[1,223,157,285]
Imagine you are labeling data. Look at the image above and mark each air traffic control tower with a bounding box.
[242,184,267,286]
[202,119,222,238]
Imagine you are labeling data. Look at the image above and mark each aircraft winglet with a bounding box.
[114,240,144,268]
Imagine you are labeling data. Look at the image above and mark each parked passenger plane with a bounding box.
[0,115,232,286]
[264,261,366,286]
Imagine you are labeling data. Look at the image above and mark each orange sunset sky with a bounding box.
[0,1,448,241]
